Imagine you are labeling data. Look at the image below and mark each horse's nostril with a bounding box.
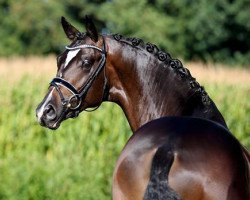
[44,105,57,121]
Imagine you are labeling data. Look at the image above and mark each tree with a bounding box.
[0,0,249,66]
[0,0,66,55]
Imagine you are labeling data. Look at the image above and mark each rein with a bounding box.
[50,37,107,118]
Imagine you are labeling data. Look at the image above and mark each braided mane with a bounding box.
[112,33,211,106]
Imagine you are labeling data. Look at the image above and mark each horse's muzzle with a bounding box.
[36,104,59,130]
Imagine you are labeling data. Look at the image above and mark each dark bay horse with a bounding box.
[36,16,250,200]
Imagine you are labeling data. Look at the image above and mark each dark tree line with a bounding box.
[0,0,249,66]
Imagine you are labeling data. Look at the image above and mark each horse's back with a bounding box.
[113,117,249,200]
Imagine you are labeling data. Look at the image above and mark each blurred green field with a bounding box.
[0,58,249,199]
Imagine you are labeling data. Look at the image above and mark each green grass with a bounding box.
[0,75,249,200]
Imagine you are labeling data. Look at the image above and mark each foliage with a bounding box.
[0,76,131,200]
[0,0,66,55]
[0,0,250,65]
[0,71,249,199]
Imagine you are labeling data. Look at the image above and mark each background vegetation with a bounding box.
[0,0,249,199]
[0,0,250,65]
[0,58,249,199]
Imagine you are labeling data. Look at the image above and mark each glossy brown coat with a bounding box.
[36,17,250,200]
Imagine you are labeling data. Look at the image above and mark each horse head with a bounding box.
[36,16,107,129]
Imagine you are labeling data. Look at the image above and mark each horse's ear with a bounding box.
[61,16,80,41]
[84,15,98,42]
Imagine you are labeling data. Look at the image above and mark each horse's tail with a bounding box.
[143,145,181,200]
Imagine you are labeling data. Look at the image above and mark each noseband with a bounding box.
[50,37,107,119]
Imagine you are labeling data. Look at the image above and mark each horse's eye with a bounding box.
[82,59,92,69]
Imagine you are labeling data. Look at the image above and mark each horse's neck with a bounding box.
[106,37,227,131]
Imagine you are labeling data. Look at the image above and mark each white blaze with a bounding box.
[64,49,81,68]
[37,88,55,123]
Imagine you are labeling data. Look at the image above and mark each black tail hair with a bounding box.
[143,145,181,200]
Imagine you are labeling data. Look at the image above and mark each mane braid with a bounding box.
[113,33,211,106]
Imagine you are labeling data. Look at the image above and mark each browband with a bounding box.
[66,44,104,53]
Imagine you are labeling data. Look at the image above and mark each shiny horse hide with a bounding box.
[36,16,250,200]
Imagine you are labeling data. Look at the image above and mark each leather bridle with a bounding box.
[50,37,107,119]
